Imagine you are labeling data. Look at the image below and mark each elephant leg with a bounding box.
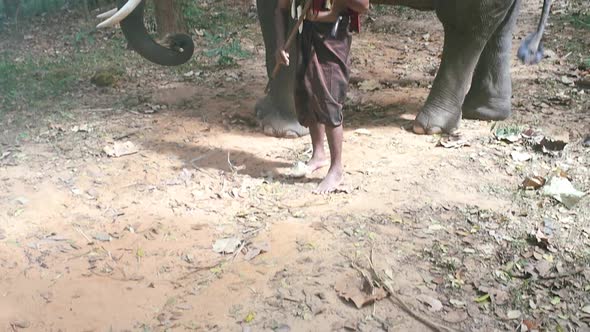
[413,0,515,134]
[255,0,308,138]
[463,0,521,121]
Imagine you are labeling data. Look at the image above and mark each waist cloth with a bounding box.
[294,16,352,128]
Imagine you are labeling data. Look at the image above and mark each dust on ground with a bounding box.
[0,1,589,331]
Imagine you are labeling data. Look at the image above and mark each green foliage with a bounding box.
[181,0,204,30]
[0,52,78,113]
[1,0,117,18]
[202,30,250,67]
[567,12,590,30]
[0,37,126,116]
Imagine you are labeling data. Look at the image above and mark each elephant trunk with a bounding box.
[517,0,552,65]
[117,0,194,66]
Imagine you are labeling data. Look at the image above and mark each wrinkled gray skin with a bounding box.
[255,0,552,136]
[116,0,551,136]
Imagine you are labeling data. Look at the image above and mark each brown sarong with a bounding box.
[294,17,352,128]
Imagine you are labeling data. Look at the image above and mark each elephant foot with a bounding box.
[413,105,461,135]
[255,96,309,138]
[462,96,512,121]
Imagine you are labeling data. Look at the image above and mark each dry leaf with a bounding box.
[353,128,372,136]
[542,177,586,209]
[506,310,521,320]
[438,135,470,149]
[417,295,443,312]
[511,151,532,162]
[103,141,139,157]
[244,242,270,261]
[334,274,388,309]
[213,237,242,254]
[522,176,546,190]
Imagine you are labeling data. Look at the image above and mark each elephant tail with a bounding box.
[517,0,552,65]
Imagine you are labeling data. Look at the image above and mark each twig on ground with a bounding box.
[231,239,248,262]
[227,151,241,173]
[178,262,224,281]
[74,227,92,243]
[90,270,144,282]
[352,251,459,332]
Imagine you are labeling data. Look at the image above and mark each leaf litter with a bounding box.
[542,176,586,209]
[103,141,139,157]
[213,237,242,254]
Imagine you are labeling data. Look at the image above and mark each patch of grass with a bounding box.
[566,12,590,30]
[0,52,78,114]
[0,38,127,119]
[202,30,250,68]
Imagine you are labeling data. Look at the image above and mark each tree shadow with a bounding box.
[143,138,294,179]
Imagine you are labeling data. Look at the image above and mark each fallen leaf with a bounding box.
[511,151,532,162]
[334,273,388,309]
[93,232,111,242]
[506,310,521,320]
[542,177,586,208]
[449,299,466,308]
[522,176,546,190]
[581,305,590,314]
[522,319,539,330]
[550,297,561,305]
[529,299,537,310]
[213,237,242,254]
[244,312,255,323]
[536,137,567,155]
[353,128,372,136]
[417,295,443,312]
[560,75,574,85]
[103,141,139,157]
[244,242,270,261]
[438,135,470,149]
[475,293,490,303]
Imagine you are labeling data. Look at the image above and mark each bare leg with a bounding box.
[313,123,344,194]
[306,121,330,172]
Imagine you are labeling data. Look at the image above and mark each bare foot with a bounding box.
[313,167,343,194]
[306,155,329,173]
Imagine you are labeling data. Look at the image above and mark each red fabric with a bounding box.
[347,9,360,33]
[311,0,361,33]
[312,0,323,14]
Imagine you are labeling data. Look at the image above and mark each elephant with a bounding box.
[96,0,552,136]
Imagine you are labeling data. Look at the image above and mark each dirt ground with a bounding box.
[1,1,589,331]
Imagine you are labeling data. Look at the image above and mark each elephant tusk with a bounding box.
[96,0,142,29]
[96,8,117,19]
